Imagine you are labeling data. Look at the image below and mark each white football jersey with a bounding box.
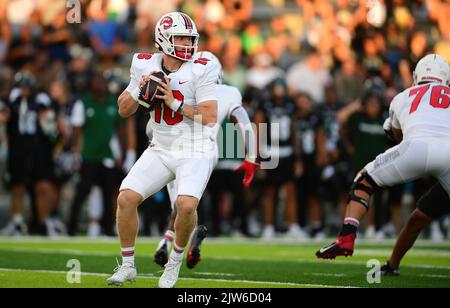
[145,84,243,148]
[390,83,450,140]
[126,51,221,152]
[212,84,242,137]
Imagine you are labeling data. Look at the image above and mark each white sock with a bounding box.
[344,217,360,228]
[171,243,184,261]
[164,230,175,249]
[121,247,135,266]
[164,230,175,244]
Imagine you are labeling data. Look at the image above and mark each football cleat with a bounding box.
[107,262,137,286]
[186,225,208,269]
[0,221,28,236]
[380,262,400,276]
[158,256,182,288]
[154,239,171,268]
[316,233,356,259]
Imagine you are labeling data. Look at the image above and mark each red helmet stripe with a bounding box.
[180,13,192,30]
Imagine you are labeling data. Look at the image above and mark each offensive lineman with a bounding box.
[316,54,450,260]
[108,12,221,288]
[152,82,258,268]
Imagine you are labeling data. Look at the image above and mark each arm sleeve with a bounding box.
[71,100,85,127]
[231,106,257,163]
[226,87,243,119]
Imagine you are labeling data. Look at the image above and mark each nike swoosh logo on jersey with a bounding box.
[179,81,189,85]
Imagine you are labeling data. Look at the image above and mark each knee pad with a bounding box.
[347,172,380,210]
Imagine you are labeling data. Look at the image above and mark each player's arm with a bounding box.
[56,109,69,148]
[118,58,140,117]
[118,55,154,118]
[392,127,403,143]
[315,127,329,167]
[118,90,139,118]
[291,115,303,177]
[253,109,266,162]
[230,106,257,163]
[385,93,404,144]
[231,106,258,188]
[156,76,217,126]
[70,99,85,170]
[181,100,217,126]
[0,101,10,125]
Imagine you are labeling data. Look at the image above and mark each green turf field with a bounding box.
[0,237,449,288]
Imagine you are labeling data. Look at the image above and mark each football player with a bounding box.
[316,54,450,260]
[152,81,258,269]
[1,73,60,236]
[108,12,221,288]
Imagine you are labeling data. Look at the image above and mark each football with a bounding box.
[137,71,166,111]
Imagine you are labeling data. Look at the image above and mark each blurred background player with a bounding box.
[0,72,61,236]
[292,92,328,240]
[316,54,450,260]
[254,78,305,240]
[153,81,257,269]
[68,72,127,237]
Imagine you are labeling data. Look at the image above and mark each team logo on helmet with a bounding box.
[160,16,173,30]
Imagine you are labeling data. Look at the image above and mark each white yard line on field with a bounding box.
[210,257,450,270]
[0,247,116,256]
[305,273,347,277]
[1,246,450,271]
[418,274,450,279]
[354,249,450,258]
[0,268,359,288]
[192,272,238,277]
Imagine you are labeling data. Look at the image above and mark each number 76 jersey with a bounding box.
[126,51,221,152]
[390,83,450,140]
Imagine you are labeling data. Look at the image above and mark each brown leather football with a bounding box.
[137,71,166,111]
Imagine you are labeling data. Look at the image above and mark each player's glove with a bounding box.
[383,117,394,140]
[234,160,259,188]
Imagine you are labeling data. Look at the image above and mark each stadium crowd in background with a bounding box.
[0,0,449,240]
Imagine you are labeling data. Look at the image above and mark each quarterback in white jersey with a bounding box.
[317,54,450,261]
[151,84,258,268]
[108,12,220,289]
[124,50,220,152]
